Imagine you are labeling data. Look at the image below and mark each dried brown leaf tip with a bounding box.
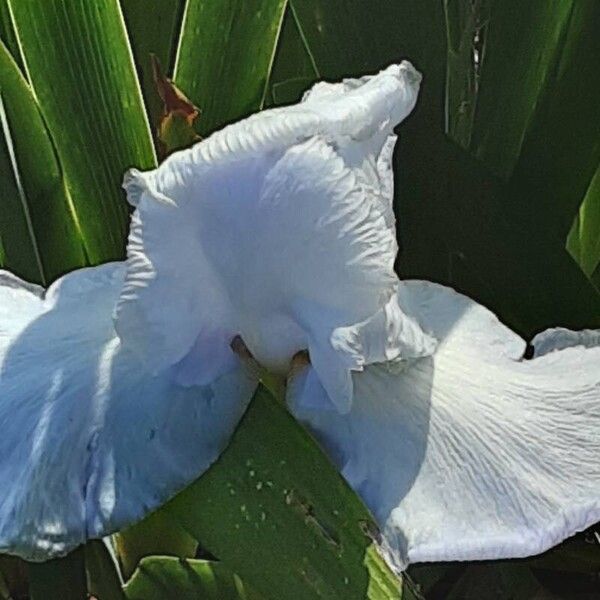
[151,54,201,157]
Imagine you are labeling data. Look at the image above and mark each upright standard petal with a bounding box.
[0,265,256,560]
[288,281,600,572]
[115,63,434,411]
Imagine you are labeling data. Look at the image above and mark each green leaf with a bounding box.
[399,134,600,336]
[567,163,600,283]
[124,557,262,600]
[0,40,86,284]
[0,0,22,72]
[404,1,600,331]
[270,76,313,106]
[28,546,87,600]
[8,0,156,265]
[266,5,317,106]
[504,2,600,244]
[85,540,126,600]
[173,0,287,135]
[115,510,197,581]
[289,0,446,83]
[120,0,186,139]
[466,1,574,180]
[442,0,490,148]
[445,1,600,288]
[164,387,412,600]
[289,0,384,76]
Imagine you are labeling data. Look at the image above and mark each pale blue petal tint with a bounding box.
[0,63,426,559]
[288,281,600,572]
[116,63,430,411]
[532,327,600,356]
[0,264,256,560]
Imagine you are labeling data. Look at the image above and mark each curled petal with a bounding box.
[0,265,256,560]
[532,327,600,356]
[331,286,438,367]
[115,63,423,396]
[288,281,600,571]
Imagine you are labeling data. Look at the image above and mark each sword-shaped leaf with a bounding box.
[124,557,262,600]
[8,0,156,264]
[164,387,415,600]
[0,41,85,283]
[173,0,287,136]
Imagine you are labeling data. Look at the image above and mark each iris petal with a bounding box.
[288,280,600,572]
[115,63,425,397]
[0,264,256,560]
[532,327,600,356]
[0,63,426,559]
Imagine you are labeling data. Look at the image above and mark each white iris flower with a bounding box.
[0,62,598,570]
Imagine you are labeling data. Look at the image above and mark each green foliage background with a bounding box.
[0,1,598,598]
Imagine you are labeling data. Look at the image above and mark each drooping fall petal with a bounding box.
[0,265,256,560]
[288,281,600,572]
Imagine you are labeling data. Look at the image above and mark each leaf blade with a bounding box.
[173,0,287,135]
[567,163,600,282]
[0,40,86,283]
[164,387,409,600]
[504,2,600,244]
[85,540,126,600]
[8,0,156,264]
[124,557,263,600]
